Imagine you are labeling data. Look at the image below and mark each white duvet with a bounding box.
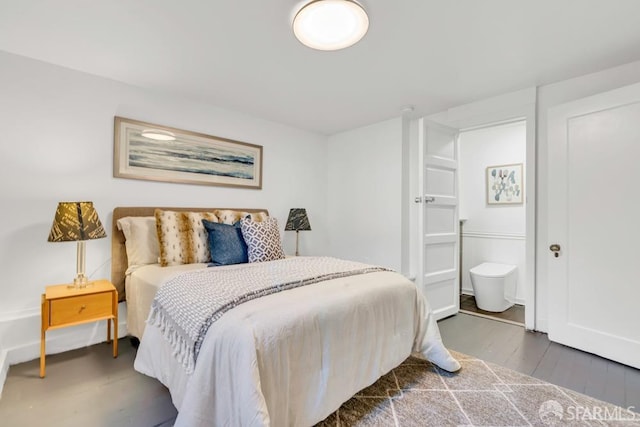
[134,265,460,427]
[125,263,208,339]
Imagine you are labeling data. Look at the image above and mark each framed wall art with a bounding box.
[486,163,523,205]
[114,117,262,189]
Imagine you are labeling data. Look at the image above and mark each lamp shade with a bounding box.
[48,201,107,242]
[285,208,311,231]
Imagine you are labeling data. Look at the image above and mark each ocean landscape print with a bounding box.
[114,117,262,189]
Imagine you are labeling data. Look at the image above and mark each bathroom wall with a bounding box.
[459,121,526,303]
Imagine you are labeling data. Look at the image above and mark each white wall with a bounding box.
[459,122,526,234]
[458,122,526,303]
[0,51,329,383]
[327,118,403,271]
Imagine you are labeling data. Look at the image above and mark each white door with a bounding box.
[548,82,640,369]
[417,119,460,319]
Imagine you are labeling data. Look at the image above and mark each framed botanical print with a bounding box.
[486,163,523,204]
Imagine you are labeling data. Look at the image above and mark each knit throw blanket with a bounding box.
[148,256,389,373]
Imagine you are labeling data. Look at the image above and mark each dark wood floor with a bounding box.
[0,313,638,426]
[460,293,525,324]
[439,313,640,412]
[0,338,178,427]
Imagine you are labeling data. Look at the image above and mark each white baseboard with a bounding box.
[0,303,128,398]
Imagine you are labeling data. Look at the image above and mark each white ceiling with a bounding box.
[1,0,640,134]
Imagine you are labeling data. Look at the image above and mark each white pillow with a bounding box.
[117,216,160,268]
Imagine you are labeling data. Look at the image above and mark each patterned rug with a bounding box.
[315,351,640,427]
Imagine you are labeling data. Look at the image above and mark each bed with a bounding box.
[112,207,460,427]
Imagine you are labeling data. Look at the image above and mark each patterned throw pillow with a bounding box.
[240,216,285,263]
[202,219,248,266]
[156,209,266,266]
[214,209,268,225]
[183,211,220,263]
[155,209,191,266]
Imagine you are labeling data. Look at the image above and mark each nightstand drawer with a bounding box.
[49,292,112,326]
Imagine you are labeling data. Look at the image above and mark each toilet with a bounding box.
[469,262,517,312]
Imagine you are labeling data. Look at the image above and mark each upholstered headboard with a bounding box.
[111,207,269,302]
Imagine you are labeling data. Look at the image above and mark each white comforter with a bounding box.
[134,265,459,427]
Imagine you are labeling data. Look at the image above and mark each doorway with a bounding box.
[457,121,526,326]
[411,89,537,330]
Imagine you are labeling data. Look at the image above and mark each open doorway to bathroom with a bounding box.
[458,120,526,326]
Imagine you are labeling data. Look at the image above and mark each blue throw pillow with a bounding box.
[202,219,248,266]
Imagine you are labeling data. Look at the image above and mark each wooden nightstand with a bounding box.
[40,279,118,378]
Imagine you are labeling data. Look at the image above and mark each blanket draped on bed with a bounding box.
[148,256,388,373]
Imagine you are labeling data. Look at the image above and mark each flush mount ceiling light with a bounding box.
[293,0,369,51]
[141,129,176,141]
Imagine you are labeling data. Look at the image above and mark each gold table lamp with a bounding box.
[48,201,107,288]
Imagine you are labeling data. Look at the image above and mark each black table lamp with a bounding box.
[285,208,311,256]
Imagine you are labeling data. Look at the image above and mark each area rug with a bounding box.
[315,350,640,427]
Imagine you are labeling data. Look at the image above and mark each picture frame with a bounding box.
[114,117,262,189]
[486,163,523,205]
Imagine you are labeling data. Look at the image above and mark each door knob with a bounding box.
[549,244,561,257]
